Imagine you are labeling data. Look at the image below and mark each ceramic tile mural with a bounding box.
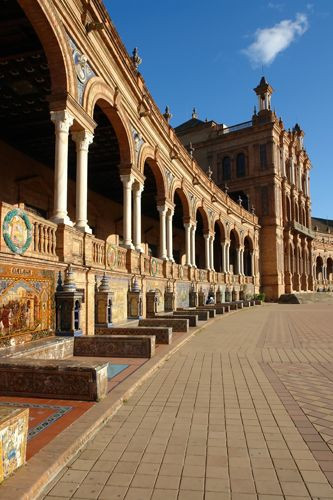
[146,279,165,312]
[0,264,54,346]
[0,406,29,483]
[176,282,191,308]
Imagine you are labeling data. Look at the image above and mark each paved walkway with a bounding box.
[44,303,333,500]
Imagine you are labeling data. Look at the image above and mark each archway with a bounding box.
[141,161,161,257]
[213,221,226,272]
[316,256,324,281]
[173,188,189,265]
[327,258,333,282]
[229,230,239,274]
[195,209,206,269]
[244,236,253,276]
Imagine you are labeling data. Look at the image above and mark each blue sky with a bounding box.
[105,0,333,219]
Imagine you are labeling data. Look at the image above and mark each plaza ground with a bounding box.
[10,303,333,499]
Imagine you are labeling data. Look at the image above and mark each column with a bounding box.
[157,205,167,259]
[72,130,94,233]
[204,234,210,270]
[184,223,192,266]
[225,241,230,273]
[210,235,215,271]
[120,174,134,249]
[251,252,255,276]
[133,183,143,252]
[50,110,74,225]
[191,223,196,267]
[221,242,226,272]
[166,209,174,261]
[240,247,244,275]
[236,247,241,275]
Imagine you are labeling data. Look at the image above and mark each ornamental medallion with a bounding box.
[3,209,32,255]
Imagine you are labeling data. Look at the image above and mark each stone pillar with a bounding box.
[72,130,94,233]
[166,209,174,261]
[210,235,215,271]
[204,234,210,270]
[184,223,192,266]
[240,247,244,275]
[225,241,230,273]
[50,110,74,225]
[133,182,144,252]
[236,247,241,275]
[221,241,226,273]
[157,205,167,260]
[120,174,134,249]
[191,223,196,268]
[251,252,255,277]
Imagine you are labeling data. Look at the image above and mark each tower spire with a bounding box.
[254,76,274,112]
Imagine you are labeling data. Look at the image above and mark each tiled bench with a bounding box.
[96,326,172,345]
[0,406,29,483]
[74,335,155,359]
[173,307,209,321]
[155,314,198,327]
[175,309,209,321]
[139,318,189,333]
[0,358,108,401]
[188,307,216,318]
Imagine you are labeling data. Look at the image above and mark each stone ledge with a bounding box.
[74,335,155,358]
[95,326,172,345]
[139,318,189,333]
[0,359,108,401]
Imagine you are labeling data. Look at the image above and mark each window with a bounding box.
[259,144,267,169]
[222,156,231,181]
[236,153,246,177]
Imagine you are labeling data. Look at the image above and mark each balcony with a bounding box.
[288,221,315,239]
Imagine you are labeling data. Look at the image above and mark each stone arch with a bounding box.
[214,219,227,242]
[229,227,241,247]
[172,186,190,220]
[19,0,76,98]
[139,145,167,200]
[195,206,209,233]
[83,78,134,166]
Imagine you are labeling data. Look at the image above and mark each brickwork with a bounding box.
[44,303,333,499]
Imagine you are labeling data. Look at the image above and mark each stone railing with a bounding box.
[92,238,105,268]
[0,202,58,262]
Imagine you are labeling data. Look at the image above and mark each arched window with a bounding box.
[222,156,231,181]
[236,153,246,177]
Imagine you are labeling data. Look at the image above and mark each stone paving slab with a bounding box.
[5,303,333,500]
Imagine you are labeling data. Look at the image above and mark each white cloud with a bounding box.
[243,13,309,67]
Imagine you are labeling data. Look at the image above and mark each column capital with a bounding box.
[157,205,168,215]
[120,174,134,187]
[72,130,94,151]
[50,109,74,133]
[133,181,144,195]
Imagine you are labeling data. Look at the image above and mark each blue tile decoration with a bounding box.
[0,402,72,440]
[107,363,128,379]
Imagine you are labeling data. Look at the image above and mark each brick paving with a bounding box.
[43,303,333,499]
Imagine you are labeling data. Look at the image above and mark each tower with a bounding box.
[254,76,274,112]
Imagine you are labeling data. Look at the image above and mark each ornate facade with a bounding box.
[0,0,259,347]
[176,78,331,299]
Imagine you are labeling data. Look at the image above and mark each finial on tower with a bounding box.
[163,105,172,123]
[254,76,274,112]
[192,107,198,119]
